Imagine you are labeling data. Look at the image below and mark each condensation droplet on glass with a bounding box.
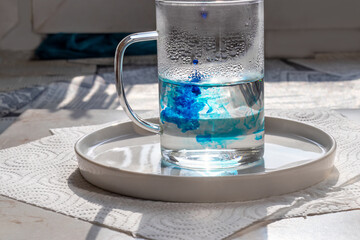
[229,50,237,57]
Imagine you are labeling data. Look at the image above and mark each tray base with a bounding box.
[75,117,336,202]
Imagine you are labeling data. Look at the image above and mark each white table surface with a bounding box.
[0,109,360,240]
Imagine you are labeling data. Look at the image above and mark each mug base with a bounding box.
[161,147,264,170]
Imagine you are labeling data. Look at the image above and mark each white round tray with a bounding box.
[75,117,336,203]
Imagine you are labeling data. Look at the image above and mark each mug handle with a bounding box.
[114,31,160,134]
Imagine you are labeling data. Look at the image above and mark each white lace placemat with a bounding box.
[1,109,360,239]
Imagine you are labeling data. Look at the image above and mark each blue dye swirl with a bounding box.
[160,74,205,133]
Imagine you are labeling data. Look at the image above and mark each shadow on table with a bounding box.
[13,66,158,121]
[67,166,341,240]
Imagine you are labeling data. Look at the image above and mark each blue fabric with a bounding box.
[35,33,157,60]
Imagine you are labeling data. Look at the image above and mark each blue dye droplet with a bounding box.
[193,59,198,65]
[200,11,208,19]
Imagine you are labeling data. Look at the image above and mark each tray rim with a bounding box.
[75,116,336,179]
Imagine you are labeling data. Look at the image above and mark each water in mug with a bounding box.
[159,74,264,169]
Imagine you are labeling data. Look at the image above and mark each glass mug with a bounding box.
[115,0,264,170]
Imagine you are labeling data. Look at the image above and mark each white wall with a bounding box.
[0,0,42,51]
[264,0,360,57]
[1,0,359,57]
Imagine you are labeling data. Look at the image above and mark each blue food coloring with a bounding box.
[196,134,212,143]
[160,70,205,133]
[244,108,263,130]
[188,70,203,82]
[193,59,199,65]
[160,80,205,133]
[160,74,264,148]
[191,85,201,95]
[200,10,208,19]
[197,127,246,148]
[206,103,213,113]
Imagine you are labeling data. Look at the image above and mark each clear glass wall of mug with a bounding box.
[115,0,264,170]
